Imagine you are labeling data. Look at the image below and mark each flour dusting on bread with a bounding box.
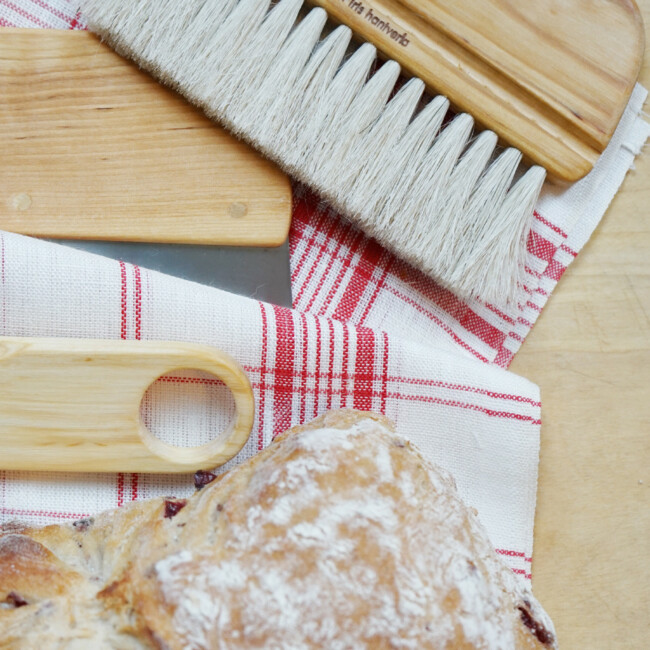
[0,410,556,649]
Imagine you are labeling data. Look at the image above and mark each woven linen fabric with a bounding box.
[0,231,541,581]
[289,87,650,367]
[0,1,648,584]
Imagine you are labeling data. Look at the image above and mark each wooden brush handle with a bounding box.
[0,337,254,473]
[312,0,644,181]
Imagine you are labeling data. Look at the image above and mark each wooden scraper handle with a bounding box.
[0,337,255,473]
[0,29,292,245]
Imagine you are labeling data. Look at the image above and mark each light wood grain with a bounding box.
[0,29,292,246]
[0,337,254,473]
[510,1,650,644]
[311,0,644,181]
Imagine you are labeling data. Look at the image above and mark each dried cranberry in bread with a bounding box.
[0,410,556,649]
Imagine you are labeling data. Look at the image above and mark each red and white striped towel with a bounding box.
[289,86,650,367]
[0,230,542,580]
[0,1,648,583]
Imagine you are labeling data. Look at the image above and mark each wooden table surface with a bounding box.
[509,2,650,647]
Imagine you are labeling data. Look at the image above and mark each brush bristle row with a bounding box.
[80,0,546,305]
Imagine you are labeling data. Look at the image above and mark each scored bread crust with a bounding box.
[0,409,557,649]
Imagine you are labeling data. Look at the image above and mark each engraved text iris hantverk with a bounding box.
[342,0,410,47]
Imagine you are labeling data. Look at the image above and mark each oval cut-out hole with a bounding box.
[140,369,236,449]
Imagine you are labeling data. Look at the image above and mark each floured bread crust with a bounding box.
[0,410,557,649]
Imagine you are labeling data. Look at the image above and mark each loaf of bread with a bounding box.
[0,410,556,649]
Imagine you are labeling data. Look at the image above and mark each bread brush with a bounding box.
[76,0,644,305]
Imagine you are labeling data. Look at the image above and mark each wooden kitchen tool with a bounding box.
[0,28,292,245]
[74,0,645,305]
[0,337,255,473]
[312,0,645,181]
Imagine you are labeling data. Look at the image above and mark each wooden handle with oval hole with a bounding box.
[0,337,254,473]
[312,0,645,181]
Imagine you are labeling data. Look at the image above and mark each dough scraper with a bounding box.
[0,29,294,307]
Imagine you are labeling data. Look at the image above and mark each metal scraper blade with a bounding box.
[48,240,293,308]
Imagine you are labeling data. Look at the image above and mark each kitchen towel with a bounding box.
[0,230,542,582]
[0,1,648,584]
[289,86,650,367]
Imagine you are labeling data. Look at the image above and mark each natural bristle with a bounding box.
[79,0,546,306]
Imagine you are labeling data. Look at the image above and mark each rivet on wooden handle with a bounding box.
[0,337,255,473]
